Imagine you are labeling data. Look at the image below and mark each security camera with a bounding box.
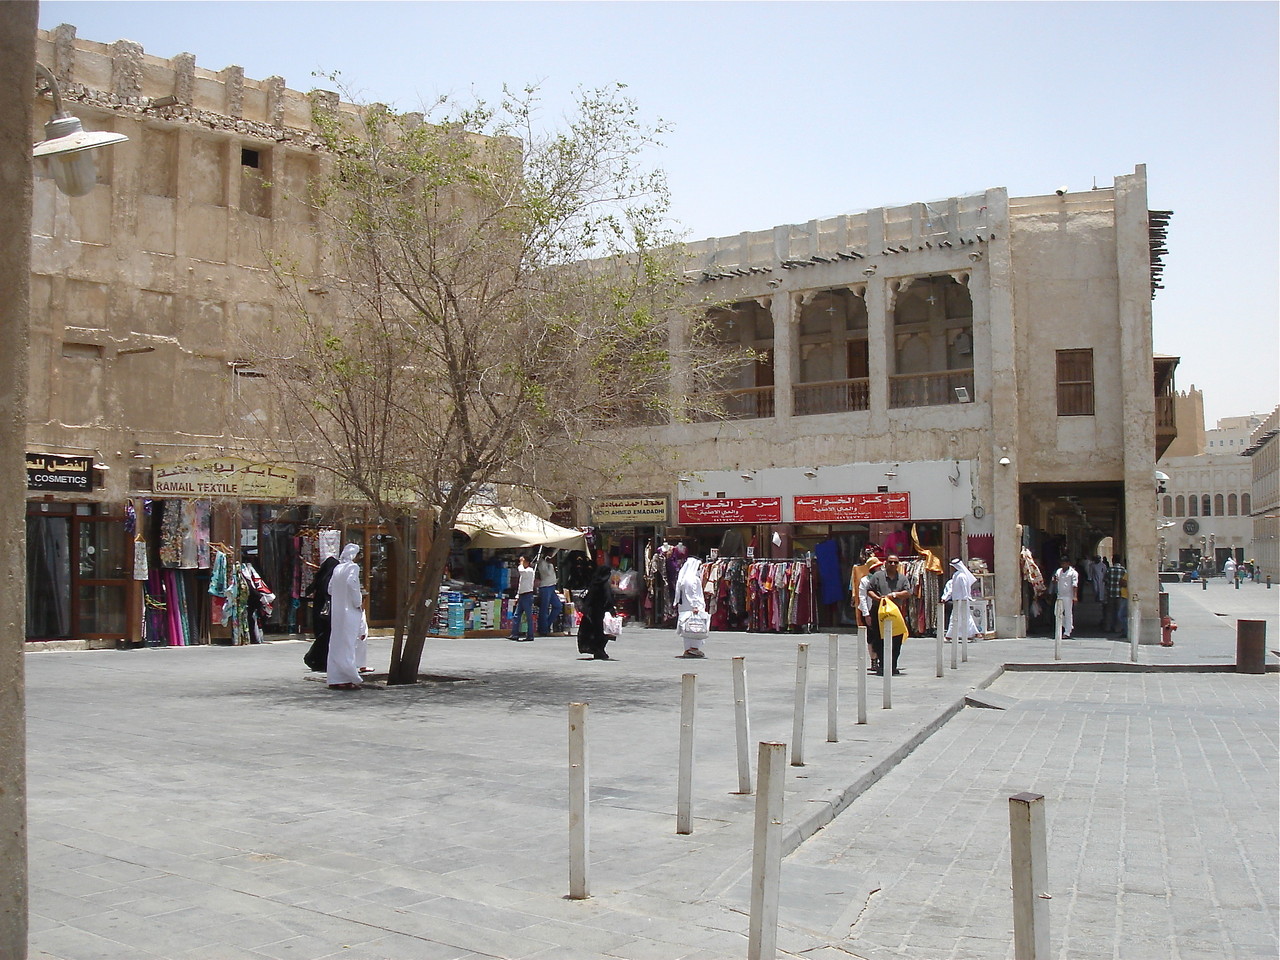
[1055,186,1068,196]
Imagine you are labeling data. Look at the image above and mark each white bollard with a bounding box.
[677,673,696,834]
[568,702,590,899]
[882,624,892,710]
[1053,597,1063,661]
[791,643,809,766]
[1129,596,1140,662]
[936,602,945,678]
[732,657,753,795]
[827,634,839,743]
[856,625,868,725]
[959,596,969,662]
[748,741,787,960]
[951,601,959,670]
[1009,791,1050,960]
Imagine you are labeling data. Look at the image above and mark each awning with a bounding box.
[453,505,587,552]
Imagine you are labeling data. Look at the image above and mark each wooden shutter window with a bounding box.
[1056,349,1095,416]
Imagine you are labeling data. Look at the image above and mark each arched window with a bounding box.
[1214,494,1224,516]
[1202,495,1212,516]
[1176,495,1185,516]
[1163,496,1172,516]
[1188,495,1198,517]
[1228,494,1238,515]
[1242,493,1252,514]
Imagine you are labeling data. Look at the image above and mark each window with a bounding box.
[1242,493,1251,514]
[1202,495,1211,517]
[1188,495,1198,517]
[1214,494,1224,516]
[1162,496,1172,517]
[1175,495,1184,517]
[1228,494,1238,516]
[1056,349,1094,416]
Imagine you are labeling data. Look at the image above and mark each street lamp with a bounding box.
[32,62,128,196]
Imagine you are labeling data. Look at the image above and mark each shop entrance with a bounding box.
[1019,481,1125,635]
[26,503,130,642]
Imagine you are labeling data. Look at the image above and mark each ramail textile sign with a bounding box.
[27,453,93,491]
[592,496,670,525]
[793,492,911,523]
[678,497,782,525]
[153,457,297,498]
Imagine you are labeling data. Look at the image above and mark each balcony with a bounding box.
[794,378,870,416]
[691,385,775,422]
[889,369,975,408]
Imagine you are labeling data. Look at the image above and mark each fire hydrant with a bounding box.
[1160,615,1177,647]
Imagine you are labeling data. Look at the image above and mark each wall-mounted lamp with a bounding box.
[998,457,1011,466]
[33,62,129,197]
[862,266,878,277]
[968,252,983,262]
[954,386,971,403]
[678,476,694,484]
[883,470,897,479]
[802,468,818,479]
[131,449,151,460]
[740,471,754,481]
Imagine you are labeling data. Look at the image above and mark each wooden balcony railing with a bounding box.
[794,378,870,416]
[889,369,975,409]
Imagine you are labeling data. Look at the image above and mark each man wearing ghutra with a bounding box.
[944,558,979,643]
[326,544,368,690]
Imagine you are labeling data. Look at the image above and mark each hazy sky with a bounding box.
[39,1,1279,427]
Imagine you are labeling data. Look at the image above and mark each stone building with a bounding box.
[1157,399,1263,574]
[1244,407,1279,581]
[589,170,1178,641]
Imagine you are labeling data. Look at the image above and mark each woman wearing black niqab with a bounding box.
[577,565,616,661]
[303,556,340,671]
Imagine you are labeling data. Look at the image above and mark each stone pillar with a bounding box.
[1,11,35,959]
[770,294,793,422]
[1115,165,1160,642]
[864,208,888,433]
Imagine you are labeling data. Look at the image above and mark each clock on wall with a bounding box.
[1183,519,1199,535]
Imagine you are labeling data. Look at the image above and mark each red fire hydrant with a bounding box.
[1161,615,1177,647]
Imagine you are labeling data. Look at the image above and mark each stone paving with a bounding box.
[20,581,1280,959]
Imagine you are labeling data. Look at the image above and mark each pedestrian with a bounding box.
[326,544,367,690]
[1224,555,1237,583]
[674,556,707,659]
[1089,555,1107,603]
[536,550,564,635]
[1104,555,1126,633]
[1051,556,1079,639]
[944,558,979,643]
[302,555,339,672]
[576,565,615,661]
[508,555,536,642]
[866,554,911,675]
[854,555,883,671]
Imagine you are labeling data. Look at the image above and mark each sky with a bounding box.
[39,1,1280,427]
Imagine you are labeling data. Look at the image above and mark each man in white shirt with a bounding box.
[508,556,536,642]
[536,551,563,635]
[1052,557,1079,639]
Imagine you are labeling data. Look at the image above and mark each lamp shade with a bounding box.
[33,113,128,197]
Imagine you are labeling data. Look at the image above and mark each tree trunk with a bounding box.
[387,525,454,685]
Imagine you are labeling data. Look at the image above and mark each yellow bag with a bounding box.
[878,597,909,639]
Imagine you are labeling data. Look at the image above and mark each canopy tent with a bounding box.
[453,504,587,552]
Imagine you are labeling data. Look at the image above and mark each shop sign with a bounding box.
[153,457,297,498]
[794,492,911,523]
[592,496,670,525]
[26,452,93,491]
[678,497,782,525]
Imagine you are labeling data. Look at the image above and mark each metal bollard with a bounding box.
[1236,620,1267,674]
[1202,576,1208,591]
[827,634,839,743]
[1009,792,1050,959]
[791,643,809,766]
[568,702,590,899]
[732,657,753,794]
[676,674,696,834]
[748,742,787,960]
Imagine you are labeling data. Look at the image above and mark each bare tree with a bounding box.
[250,84,732,684]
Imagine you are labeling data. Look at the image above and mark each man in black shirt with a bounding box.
[866,554,911,675]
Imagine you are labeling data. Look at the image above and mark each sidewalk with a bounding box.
[22,583,1278,959]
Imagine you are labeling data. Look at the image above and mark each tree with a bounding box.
[250,84,731,684]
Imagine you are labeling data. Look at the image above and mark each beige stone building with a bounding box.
[591,171,1178,641]
[1244,407,1279,581]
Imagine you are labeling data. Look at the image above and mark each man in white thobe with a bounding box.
[326,543,368,689]
[1051,557,1079,639]
[944,558,979,642]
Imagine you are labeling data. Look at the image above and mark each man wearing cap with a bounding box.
[866,554,911,676]
[853,555,884,672]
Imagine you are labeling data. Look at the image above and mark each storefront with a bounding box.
[590,496,670,623]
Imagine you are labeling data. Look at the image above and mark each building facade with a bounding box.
[1244,407,1279,581]
[587,170,1176,641]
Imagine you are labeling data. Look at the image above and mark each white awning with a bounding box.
[453,505,587,552]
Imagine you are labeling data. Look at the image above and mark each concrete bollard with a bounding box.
[732,657,753,794]
[936,602,945,678]
[959,596,969,662]
[1129,596,1140,662]
[1236,620,1267,674]
[792,643,809,766]
[1053,597,1063,661]
[748,742,787,960]
[677,674,696,834]
[856,625,868,725]
[568,702,590,899]
[1009,791,1050,959]
[826,634,839,743]
[882,627,893,710]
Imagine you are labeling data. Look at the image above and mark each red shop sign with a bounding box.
[793,492,911,523]
[679,497,783,525]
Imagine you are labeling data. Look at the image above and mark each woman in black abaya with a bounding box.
[302,556,339,671]
[576,565,616,661]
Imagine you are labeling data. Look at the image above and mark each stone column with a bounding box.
[770,294,793,422]
[864,208,889,434]
[1,10,35,958]
[1115,165,1159,642]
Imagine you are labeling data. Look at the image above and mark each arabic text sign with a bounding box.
[26,453,93,491]
[152,458,297,498]
[793,492,911,523]
[678,497,782,525]
[592,497,670,525]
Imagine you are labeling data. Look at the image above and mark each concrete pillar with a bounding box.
[770,293,793,421]
[1115,166,1160,643]
[864,208,889,433]
[1,9,35,957]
